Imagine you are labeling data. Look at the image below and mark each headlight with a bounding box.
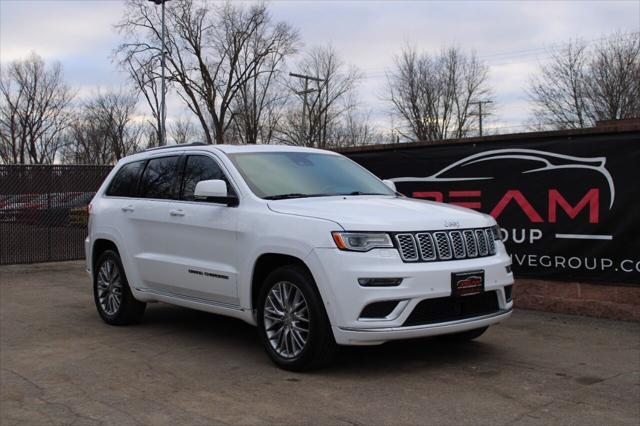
[331,232,394,252]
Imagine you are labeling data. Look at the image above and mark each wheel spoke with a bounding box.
[272,286,285,311]
[292,322,309,333]
[112,295,121,311]
[266,295,284,316]
[264,312,283,323]
[275,328,286,353]
[280,283,290,310]
[291,328,305,350]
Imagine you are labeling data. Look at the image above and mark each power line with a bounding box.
[356,31,640,76]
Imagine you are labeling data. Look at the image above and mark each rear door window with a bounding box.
[106,161,145,197]
[139,156,180,200]
[181,155,227,201]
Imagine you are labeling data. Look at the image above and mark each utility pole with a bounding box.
[471,100,492,137]
[289,73,324,145]
[148,0,170,146]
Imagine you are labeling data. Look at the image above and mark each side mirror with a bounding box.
[382,179,396,192]
[194,179,238,206]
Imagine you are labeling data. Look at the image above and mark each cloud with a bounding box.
[1,0,638,133]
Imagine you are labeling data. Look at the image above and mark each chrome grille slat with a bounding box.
[395,227,496,263]
[485,229,496,255]
[476,229,488,256]
[416,233,436,261]
[449,231,465,259]
[395,234,418,261]
[463,230,478,257]
[433,232,452,260]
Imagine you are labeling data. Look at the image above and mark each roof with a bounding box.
[211,144,336,155]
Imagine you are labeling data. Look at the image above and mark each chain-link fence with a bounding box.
[0,165,113,265]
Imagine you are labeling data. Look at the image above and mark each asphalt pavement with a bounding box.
[1,261,638,425]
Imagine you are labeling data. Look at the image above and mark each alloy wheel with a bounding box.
[96,259,123,316]
[263,281,310,358]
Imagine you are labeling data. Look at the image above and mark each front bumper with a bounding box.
[333,309,512,345]
[306,243,514,346]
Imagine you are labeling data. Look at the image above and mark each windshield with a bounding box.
[228,152,396,199]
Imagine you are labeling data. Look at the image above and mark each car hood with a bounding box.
[267,196,494,231]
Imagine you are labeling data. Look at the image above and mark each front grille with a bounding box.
[395,227,497,263]
[403,291,500,326]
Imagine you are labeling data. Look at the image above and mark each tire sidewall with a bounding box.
[257,265,331,370]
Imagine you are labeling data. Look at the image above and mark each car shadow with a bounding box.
[134,303,502,374]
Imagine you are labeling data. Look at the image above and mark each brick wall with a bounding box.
[515,279,640,321]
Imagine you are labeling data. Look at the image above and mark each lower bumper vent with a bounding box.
[360,300,400,319]
[504,285,513,303]
[403,291,500,326]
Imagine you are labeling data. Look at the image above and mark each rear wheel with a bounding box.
[93,250,146,325]
[257,265,338,371]
[439,326,489,342]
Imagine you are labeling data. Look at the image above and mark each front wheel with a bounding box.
[257,265,338,371]
[93,250,146,325]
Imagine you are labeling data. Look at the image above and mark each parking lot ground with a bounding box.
[1,261,639,426]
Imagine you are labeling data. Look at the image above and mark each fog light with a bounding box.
[358,278,403,287]
[505,264,512,274]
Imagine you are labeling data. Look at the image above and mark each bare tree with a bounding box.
[276,45,364,148]
[0,52,74,164]
[229,16,299,144]
[586,33,640,122]
[386,45,492,142]
[528,39,592,129]
[116,0,299,144]
[63,89,142,165]
[329,108,383,148]
[124,56,163,145]
[170,116,198,144]
[528,32,639,129]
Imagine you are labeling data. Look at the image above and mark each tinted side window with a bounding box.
[106,161,144,197]
[182,155,225,201]
[139,156,180,199]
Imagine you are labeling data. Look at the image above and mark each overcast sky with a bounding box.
[1,0,638,135]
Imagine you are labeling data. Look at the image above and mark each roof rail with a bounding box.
[144,142,208,152]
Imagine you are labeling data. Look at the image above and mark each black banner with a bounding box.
[346,132,640,285]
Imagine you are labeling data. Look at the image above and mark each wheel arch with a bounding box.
[92,238,120,273]
[250,253,314,312]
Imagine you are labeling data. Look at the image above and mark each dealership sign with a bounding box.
[347,135,640,284]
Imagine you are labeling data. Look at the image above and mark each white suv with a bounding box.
[86,143,514,370]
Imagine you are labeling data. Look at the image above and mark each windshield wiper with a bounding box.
[263,193,310,200]
[339,191,388,196]
[264,191,387,200]
[263,193,335,200]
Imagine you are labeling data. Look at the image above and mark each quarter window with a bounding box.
[182,155,226,201]
[139,156,180,200]
[106,161,145,197]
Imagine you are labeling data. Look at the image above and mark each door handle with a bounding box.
[169,209,185,217]
[121,205,135,213]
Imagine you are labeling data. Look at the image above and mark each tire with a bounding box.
[439,326,489,342]
[93,250,146,325]
[257,265,338,371]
